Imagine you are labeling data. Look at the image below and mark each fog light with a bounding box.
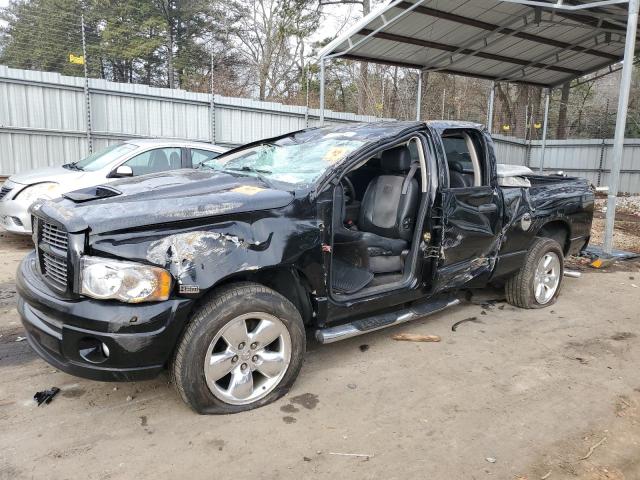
[78,337,110,364]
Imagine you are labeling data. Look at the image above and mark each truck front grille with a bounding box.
[36,219,70,291]
[41,222,68,250]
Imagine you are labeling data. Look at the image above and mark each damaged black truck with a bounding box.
[17,121,594,414]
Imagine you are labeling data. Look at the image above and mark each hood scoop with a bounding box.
[63,185,122,203]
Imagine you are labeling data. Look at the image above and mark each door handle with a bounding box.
[477,203,497,213]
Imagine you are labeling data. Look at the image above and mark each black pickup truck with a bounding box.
[17,121,594,414]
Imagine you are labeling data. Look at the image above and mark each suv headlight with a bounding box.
[15,182,62,204]
[80,256,172,303]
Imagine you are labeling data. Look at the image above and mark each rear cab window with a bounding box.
[442,130,488,188]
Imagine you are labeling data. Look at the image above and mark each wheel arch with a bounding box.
[200,266,315,326]
[535,219,571,255]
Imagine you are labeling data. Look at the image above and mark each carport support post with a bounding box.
[319,58,325,126]
[538,88,550,174]
[416,70,422,121]
[604,0,639,254]
[487,82,495,133]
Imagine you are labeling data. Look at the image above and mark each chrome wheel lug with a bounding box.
[232,355,239,363]
[250,342,258,349]
[252,355,258,362]
[241,363,248,371]
[238,342,245,350]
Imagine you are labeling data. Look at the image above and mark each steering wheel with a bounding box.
[340,176,356,205]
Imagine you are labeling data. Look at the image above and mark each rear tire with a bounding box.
[171,282,306,414]
[505,237,564,309]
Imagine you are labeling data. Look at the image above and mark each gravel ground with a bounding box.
[590,196,640,253]
[1,211,639,480]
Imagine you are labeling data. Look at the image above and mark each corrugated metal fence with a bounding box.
[1,66,639,193]
[0,66,390,175]
[492,135,640,194]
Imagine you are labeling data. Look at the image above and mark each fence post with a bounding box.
[487,82,495,133]
[210,51,216,144]
[81,13,92,153]
[538,88,551,174]
[597,99,609,187]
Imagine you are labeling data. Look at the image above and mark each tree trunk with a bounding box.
[556,82,570,139]
[167,31,175,89]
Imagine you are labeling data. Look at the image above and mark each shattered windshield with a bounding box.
[201,133,366,185]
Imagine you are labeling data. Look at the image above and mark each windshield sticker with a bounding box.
[232,185,265,195]
[323,147,349,165]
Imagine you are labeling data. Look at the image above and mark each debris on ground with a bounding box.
[392,333,441,342]
[563,270,581,278]
[451,317,480,332]
[34,387,60,406]
[579,436,607,460]
[15,336,26,342]
[359,344,369,352]
[540,470,552,479]
[485,457,497,463]
[328,452,373,459]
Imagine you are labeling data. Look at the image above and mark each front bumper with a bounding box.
[16,252,195,381]
[0,197,32,234]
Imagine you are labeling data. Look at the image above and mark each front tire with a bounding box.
[171,282,306,414]
[505,237,564,309]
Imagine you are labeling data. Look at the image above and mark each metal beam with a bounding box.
[357,28,583,75]
[487,82,495,133]
[499,0,628,10]
[416,71,422,121]
[340,53,551,87]
[424,8,538,73]
[604,0,638,253]
[325,0,428,61]
[495,27,607,82]
[395,2,619,61]
[319,58,325,126]
[539,89,551,173]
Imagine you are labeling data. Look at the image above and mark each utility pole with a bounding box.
[81,13,92,154]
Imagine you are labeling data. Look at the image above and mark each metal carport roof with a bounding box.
[318,0,637,87]
[317,0,639,254]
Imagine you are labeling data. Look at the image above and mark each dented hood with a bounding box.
[33,169,295,234]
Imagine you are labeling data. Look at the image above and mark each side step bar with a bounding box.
[315,298,460,344]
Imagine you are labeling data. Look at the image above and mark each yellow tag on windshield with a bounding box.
[232,185,265,195]
[323,147,348,165]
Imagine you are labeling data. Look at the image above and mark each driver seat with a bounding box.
[358,146,419,273]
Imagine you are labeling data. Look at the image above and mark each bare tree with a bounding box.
[229,0,319,101]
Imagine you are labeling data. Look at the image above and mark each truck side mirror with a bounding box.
[112,165,133,178]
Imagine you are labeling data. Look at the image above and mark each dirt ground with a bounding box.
[1,226,640,480]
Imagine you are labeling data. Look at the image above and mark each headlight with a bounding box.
[15,182,62,204]
[80,256,172,303]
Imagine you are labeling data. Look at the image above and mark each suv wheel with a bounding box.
[171,282,305,414]
[505,237,564,309]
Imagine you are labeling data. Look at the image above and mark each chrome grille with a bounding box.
[0,185,12,200]
[37,220,69,290]
[41,222,68,251]
[42,251,68,288]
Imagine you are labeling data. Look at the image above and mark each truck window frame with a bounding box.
[326,133,432,302]
[441,128,490,190]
